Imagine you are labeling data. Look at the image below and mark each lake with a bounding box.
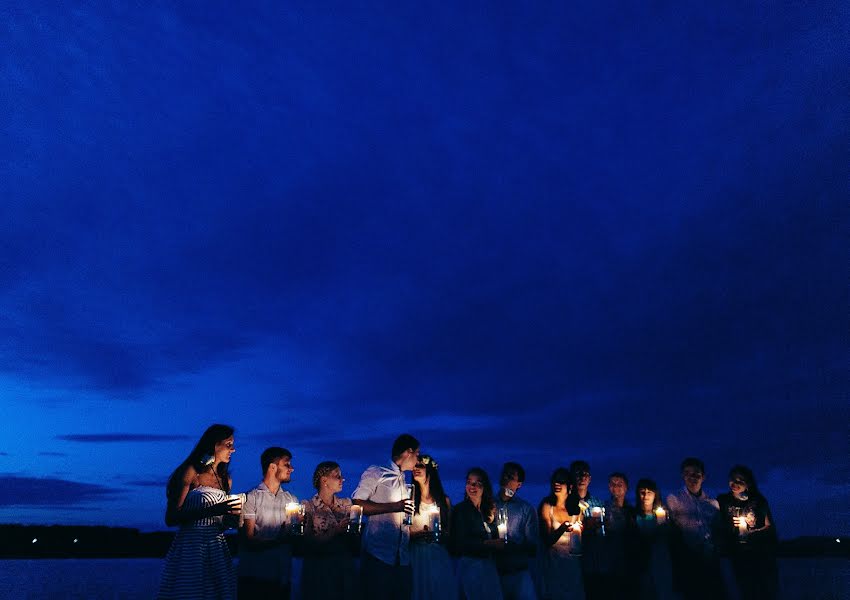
[0,557,847,598]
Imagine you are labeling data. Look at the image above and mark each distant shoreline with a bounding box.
[0,524,846,560]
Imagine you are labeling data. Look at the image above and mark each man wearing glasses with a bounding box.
[666,457,726,599]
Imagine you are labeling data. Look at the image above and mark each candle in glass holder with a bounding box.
[497,506,509,540]
[430,506,442,541]
[286,502,304,535]
[403,484,414,526]
[654,507,667,524]
[590,506,606,536]
[348,505,363,534]
[737,515,748,537]
[569,521,583,554]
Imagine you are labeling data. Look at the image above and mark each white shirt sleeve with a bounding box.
[352,466,380,501]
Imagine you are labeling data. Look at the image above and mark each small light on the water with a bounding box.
[73,538,79,543]
[837,538,841,543]
[31,538,37,544]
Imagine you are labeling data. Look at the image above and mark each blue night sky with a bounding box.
[1,3,847,537]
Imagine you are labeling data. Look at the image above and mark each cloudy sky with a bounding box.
[1,3,847,536]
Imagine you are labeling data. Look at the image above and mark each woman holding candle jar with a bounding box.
[301,461,359,600]
[539,467,585,600]
[632,478,675,600]
[158,424,242,600]
[716,465,778,600]
[451,467,505,600]
[409,454,457,600]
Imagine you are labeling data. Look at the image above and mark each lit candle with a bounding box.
[497,506,509,540]
[654,507,667,524]
[286,502,306,535]
[348,504,363,534]
[569,521,583,554]
[590,506,603,519]
[430,506,441,532]
[349,505,363,523]
[285,502,301,522]
[737,516,748,537]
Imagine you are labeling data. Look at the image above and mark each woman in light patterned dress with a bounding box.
[158,424,242,600]
[410,454,457,600]
[301,461,359,599]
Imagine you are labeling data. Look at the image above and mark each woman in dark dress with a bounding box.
[451,467,505,600]
[716,465,778,600]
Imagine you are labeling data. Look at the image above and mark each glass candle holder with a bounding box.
[402,484,414,526]
[654,506,667,525]
[731,506,748,542]
[348,505,363,534]
[497,506,509,541]
[430,506,442,542]
[590,506,606,536]
[569,521,583,555]
[285,501,305,535]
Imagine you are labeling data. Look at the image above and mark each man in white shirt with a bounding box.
[352,433,419,600]
[238,447,298,600]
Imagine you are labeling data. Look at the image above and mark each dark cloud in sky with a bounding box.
[0,476,120,507]
[57,434,192,443]
[0,3,846,535]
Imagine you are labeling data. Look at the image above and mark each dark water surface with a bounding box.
[0,557,847,599]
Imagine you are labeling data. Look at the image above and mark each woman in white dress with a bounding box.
[539,467,585,600]
[410,454,457,600]
[158,424,242,600]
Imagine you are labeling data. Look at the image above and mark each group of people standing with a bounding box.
[157,425,779,600]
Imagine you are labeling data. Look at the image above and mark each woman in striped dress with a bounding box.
[158,424,242,600]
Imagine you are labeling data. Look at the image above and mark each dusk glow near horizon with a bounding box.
[1,4,847,539]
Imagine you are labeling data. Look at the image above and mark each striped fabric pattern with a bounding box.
[158,486,236,599]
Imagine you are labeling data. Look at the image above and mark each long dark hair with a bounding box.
[465,467,495,520]
[167,424,234,496]
[413,455,449,527]
[728,464,764,500]
[542,467,575,507]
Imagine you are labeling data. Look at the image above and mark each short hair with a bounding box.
[680,457,705,474]
[608,472,629,487]
[391,434,420,459]
[570,460,590,476]
[260,447,292,475]
[501,462,525,484]
[312,461,340,490]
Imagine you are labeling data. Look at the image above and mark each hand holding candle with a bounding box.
[654,506,667,524]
